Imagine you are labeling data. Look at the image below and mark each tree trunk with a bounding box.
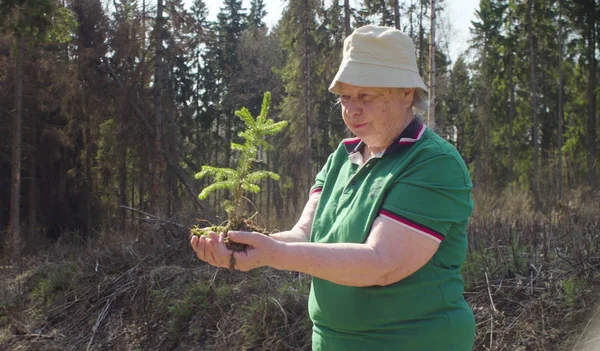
[394,0,400,29]
[408,0,414,38]
[303,0,312,198]
[344,0,351,37]
[507,10,515,184]
[449,66,462,155]
[27,142,37,250]
[118,122,127,234]
[273,153,283,223]
[131,173,135,224]
[475,145,481,188]
[211,124,218,215]
[226,111,232,168]
[380,0,388,26]
[85,109,93,238]
[586,5,597,187]
[153,0,165,216]
[508,54,515,183]
[557,0,564,200]
[139,138,145,211]
[8,34,24,260]
[527,0,540,211]
[343,0,352,138]
[418,0,425,77]
[428,0,436,131]
[266,151,271,226]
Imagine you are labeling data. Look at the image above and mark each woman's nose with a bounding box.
[344,101,361,117]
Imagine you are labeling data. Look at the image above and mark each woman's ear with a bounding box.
[398,88,415,107]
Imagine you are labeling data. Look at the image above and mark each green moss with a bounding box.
[167,281,211,336]
[561,277,585,309]
[30,262,77,306]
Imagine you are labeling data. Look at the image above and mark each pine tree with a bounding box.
[247,0,267,28]
[275,0,321,214]
[470,0,506,188]
[0,0,74,258]
[215,0,247,168]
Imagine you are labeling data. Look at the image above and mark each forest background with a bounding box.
[0,0,599,350]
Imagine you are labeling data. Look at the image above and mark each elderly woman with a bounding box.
[191,25,475,350]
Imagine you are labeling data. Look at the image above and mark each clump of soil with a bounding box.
[223,218,266,269]
[191,218,267,270]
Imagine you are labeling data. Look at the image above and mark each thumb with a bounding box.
[228,231,265,246]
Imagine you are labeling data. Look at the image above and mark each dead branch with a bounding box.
[15,333,55,339]
[86,298,113,351]
[485,271,497,312]
[120,205,188,229]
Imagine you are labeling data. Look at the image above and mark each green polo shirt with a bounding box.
[308,119,475,351]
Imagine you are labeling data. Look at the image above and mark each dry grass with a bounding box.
[466,187,600,351]
[0,186,598,350]
[0,226,312,351]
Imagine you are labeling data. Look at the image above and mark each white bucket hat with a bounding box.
[329,25,428,94]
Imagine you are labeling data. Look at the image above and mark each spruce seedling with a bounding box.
[191,92,287,269]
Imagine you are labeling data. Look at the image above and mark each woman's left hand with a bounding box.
[227,231,281,271]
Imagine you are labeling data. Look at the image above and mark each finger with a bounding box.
[190,235,199,250]
[203,232,230,268]
[211,232,229,266]
[208,237,227,268]
[227,231,263,246]
[203,236,224,267]
[205,241,220,267]
[194,235,208,261]
[218,232,236,254]
[208,231,220,242]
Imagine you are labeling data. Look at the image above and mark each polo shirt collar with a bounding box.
[342,118,426,160]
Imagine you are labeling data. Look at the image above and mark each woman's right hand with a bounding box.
[190,230,232,268]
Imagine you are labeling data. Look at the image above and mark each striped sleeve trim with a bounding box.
[380,209,444,243]
[310,187,322,197]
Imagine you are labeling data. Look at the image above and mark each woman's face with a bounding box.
[338,83,415,153]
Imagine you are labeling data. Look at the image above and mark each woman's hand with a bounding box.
[190,230,233,268]
[227,231,281,271]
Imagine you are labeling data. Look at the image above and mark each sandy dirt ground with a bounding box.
[570,302,600,351]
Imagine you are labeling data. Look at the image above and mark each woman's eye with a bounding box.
[360,94,375,102]
[340,95,350,102]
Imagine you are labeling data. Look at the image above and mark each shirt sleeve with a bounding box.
[310,152,335,197]
[380,154,473,243]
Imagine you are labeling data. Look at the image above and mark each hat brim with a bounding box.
[329,60,429,94]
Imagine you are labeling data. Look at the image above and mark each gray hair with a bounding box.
[412,88,429,114]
